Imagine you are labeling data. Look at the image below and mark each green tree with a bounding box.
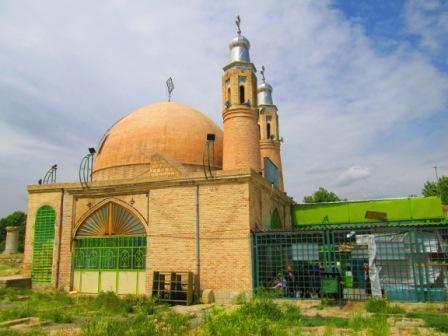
[303,187,343,203]
[0,211,27,252]
[422,176,448,204]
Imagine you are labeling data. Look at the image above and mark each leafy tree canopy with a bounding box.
[422,176,448,204]
[303,187,343,203]
[0,211,27,252]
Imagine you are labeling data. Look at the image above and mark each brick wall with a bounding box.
[249,182,292,231]
[25,169,292,301]
[199,183,252,295]
[23,190,63,284]
[56,192,74,290]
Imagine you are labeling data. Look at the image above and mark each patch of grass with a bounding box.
[239,296,283,321]
[318,297,336,309]
[407,311,448,333]
[0,255,22,276]
[386,304,405,314]
[93,291,126,313]
[347,312,390,336]
[0,329,46,336]
[37,308,73,323]
[0,253,23,260]
[233,291,249,305]
[84,291,160,315]
[369,314,390,336]
[202,311,288,336]
[0,287,31,301]
[122,295,159,315]
[201,296,301,336]
[31,290,74,306]
[81,317,129,336]
[253,287,283,299]
[154,309,190,335]
[421,302,448,314]
[0,329,20,336]
[300,315,349,328]
[22,329,47,336]
[0,302,37,321]
[365,298,388,313]
[348,313,370,331]
[81,311,189,336]
[323,325,335,336]
[283,304,301,322]
[364,298,404,315]
[126,314,158,336]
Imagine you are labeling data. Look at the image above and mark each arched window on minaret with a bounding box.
[267,123,271,139]
[239,85,245,104]
[227,87,231,101]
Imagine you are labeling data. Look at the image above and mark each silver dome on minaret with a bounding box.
[257,66,274,105]
[229,16,251,63]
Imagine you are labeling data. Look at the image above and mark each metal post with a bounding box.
[195,184,200,296]
[251,232,258,291]
[434,166,441,197]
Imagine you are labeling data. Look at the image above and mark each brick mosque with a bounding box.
[23,20,292,302]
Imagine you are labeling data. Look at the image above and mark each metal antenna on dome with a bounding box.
[166,77,174,102]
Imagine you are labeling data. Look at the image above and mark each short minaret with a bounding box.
[258,66,284,191]
[222,17,261,173]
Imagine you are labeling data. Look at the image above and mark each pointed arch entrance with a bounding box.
[73,202,147,295]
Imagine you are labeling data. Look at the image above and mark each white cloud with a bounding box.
[335,166,371,187]
[404,0,448,56]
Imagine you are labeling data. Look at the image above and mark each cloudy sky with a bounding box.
[0,0,447,216]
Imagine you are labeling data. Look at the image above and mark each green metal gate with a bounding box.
[73,202,148,294]
[73,236,146,294]
[32,206,56,284]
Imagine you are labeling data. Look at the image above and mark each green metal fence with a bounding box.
[252,225,448,302]
[32,205,56,283]
[73,236,146,271]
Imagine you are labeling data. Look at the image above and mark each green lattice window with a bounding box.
[74,236,146,271]
[32,205,56,283]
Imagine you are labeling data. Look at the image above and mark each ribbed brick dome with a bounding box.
[92,102,223,181]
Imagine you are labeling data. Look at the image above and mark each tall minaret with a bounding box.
[258,66,284,191]
[222,17,261,173]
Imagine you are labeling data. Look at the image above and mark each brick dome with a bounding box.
[92,102,223,181]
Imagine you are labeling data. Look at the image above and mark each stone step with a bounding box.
[0,275,32,289]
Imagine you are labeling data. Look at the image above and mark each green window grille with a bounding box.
[32,205,56,283]
[74,236,146,271]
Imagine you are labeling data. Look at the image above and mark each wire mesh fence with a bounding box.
[253,225,448,302]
